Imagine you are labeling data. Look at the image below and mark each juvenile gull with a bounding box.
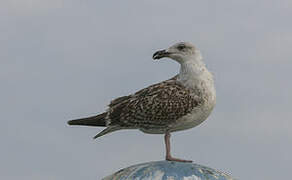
[68,42,216,162]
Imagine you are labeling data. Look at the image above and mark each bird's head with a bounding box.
[152,42,201,64]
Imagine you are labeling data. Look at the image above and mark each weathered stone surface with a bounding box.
[102,161,235,180]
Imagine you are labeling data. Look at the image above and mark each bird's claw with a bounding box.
[166,156,193,163]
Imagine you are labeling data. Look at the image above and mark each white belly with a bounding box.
[140,100,215,134]
[169,102,214,132]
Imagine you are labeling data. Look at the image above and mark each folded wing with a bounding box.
[107,78,203,129]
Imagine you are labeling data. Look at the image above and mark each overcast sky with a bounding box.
[1,0,292,180]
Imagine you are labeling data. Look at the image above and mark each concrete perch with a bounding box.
[102,161,235,180]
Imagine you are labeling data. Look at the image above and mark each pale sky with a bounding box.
[1,0,292,180]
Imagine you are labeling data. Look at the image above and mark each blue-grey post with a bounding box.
[102,161,235,180]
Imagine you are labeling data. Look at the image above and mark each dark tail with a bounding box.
[67,113,107,127]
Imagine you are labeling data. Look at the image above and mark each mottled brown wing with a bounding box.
[107,79,202,129]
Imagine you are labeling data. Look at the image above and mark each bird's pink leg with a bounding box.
[164,131,192,163]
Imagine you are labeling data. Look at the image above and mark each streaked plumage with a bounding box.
[68,42,216,162]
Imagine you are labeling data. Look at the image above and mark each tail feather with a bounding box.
[67,113,107,127]
[93,126,123,139]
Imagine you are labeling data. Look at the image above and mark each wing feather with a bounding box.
[107,78,203,129]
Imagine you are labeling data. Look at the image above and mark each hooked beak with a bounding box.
[152,49,171,60]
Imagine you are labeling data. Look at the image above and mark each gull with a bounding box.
[68,42,216,162]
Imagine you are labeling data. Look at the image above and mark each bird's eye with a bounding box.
[177,44,186,51]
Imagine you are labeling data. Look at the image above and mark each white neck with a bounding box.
[177,56,214,94]
[178,56,207,79]
[179,60,205,77]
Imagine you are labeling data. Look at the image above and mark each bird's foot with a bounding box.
[165,156,193,163]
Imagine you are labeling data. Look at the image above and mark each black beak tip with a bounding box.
[152,52,160,60]
[152,50,166,60]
